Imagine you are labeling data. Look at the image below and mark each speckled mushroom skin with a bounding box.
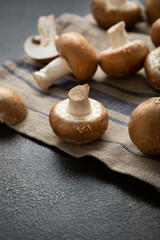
[128,97,160,157]
[0,87,28,125]
[99,40,149,77]
[56,32,98,81]
[49,98,109,144]
[146,0,160,24]
[91,0,141,29]
[145,47,160,91]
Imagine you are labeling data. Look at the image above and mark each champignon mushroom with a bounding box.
[99,21,149,77]
[145,47,160,91]
[150,18,160,47]
[32,32,98,89]
[49,84,109,144]
[24,15,59,63]
[0,87,28,125]
[128,97,160,157]
[146,0,160,24]
[91,0,141,29]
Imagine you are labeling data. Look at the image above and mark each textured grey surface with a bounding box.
[0,0,160,240]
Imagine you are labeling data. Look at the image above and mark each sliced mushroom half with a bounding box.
[24,15,59,63]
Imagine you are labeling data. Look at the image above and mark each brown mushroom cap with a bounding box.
[55,32,98,81]
[0,87,28,125]
[150,18,160,47]
[145,47,160,91]
[99,40,149,77]
[91,0,141,29]
[128,97,160,157]
[49,98,109,144]
[146,0,160,24]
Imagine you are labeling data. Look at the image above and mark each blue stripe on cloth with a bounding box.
[3,62,137,116]
[1,64,64,100]
[27,106,147,159]
[2,63,129,127]
[91,80,158,98]
[109,116,128,127]
[12,59,42,71]
[28,107,49,117]
[101,139,151,159]
[3,61,159,162]
[29,106,128,127]
[50,80,138,116]
[13,59,158,98]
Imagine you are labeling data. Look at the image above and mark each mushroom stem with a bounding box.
[110,0,126,5]
[67,84,91,116]
[107,21,129,49]
[33,57,70,89]
[38,15,57,46]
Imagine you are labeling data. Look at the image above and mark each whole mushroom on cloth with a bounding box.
[49,84,109,144]
[91,0,141,29]
[150,18,160,47]
[145,0,160,24]
[33,32,98,89]
[99,21,149,77]
[145,47,160,91]
[0,87,28,125]
[128,97,160,157]
[24,15,59,63]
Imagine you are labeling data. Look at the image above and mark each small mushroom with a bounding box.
[33,32,98,89]
[146,0,160,24]
[49,84,109,144]
[24,15,59,63]
[150,18,160,47]
[145,47,160,91]
[128,97,160,157]
[0,87,28,125]
[91,0,141,29]
[99,21,149,77]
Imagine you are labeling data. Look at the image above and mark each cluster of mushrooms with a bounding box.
[0,0,160,157]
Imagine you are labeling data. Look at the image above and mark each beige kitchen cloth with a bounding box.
[1,13,160,189]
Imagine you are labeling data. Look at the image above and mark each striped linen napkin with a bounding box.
[1,14,160,189]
